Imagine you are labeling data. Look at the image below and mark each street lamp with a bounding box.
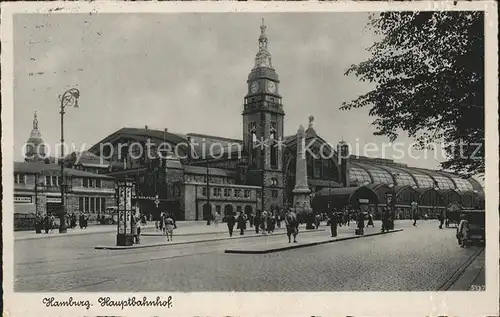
[58,88,80,234]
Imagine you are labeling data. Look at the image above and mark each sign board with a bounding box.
[46,197,62,204]
[14,196,32,203]
[358,199,369,204]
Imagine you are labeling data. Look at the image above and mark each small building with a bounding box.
[13,161,116,230]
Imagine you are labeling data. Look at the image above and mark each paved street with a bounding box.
[15,220,483,292]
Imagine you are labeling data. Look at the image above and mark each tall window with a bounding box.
[224,188,231,197]
[101,198,106,212]
[45,175,51,186]
[202,187,207,196]
[84,197,89,212]
[95,179,102,188]
[244,190,250,198]
[314,158,321,179]
[96,197,101,213]
[90,197,95,213]
[234,189,242,198]
[270,122,277,168]
[83,178,89,188]
[79,197,84,212]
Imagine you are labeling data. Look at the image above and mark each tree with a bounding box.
[341,11,484,177]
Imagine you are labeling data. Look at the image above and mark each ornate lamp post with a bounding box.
[58,88,80,234]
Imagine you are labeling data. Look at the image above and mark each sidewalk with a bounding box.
[15,219,420,241]
[15,221,210,241]
[225,227,404,254]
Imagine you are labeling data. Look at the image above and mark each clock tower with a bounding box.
[242,19,285,213]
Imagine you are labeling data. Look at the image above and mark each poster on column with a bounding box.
[125,186,132,234]
[118,186,125,234]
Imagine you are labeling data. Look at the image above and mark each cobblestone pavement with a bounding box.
[14,220,482,292]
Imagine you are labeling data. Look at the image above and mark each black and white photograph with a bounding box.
[2,2,498,316]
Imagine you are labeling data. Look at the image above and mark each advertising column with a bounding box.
[116,180,134,246]
[385,192,395,230]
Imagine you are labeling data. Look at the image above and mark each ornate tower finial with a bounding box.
[308,115,314,128]
[33,110,39,130]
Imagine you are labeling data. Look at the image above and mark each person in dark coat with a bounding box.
[79,214,84,229]
[285,209,299,243]
[70,213,77,229]
[381,208,391,233]
[226,212,236,237]
[438,209,445,229]
[237,212,247,235]
[357,212,365,235]
[254,212,261,234]
[330,211,338,237]
[44,215,50,234]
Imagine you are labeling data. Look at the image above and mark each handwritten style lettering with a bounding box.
[42,297,92,310]
[98,296,173,310]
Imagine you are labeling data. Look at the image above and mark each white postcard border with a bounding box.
[2,1,498,316]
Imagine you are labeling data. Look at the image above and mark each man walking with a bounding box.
[411,201,418,226]
[438,209,445,229]
[285,209,299,243]
[226,212,236,237]
[329,210,338,237]
[381,208,391,233]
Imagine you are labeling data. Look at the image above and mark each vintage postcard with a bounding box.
[1,1,498,316]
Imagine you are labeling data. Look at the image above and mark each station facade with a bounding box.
[84,21,484,221]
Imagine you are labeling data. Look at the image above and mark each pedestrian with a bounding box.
[381,208,391,233]
[44,214,50,234]
[237,212,247,235]
[165,215,174,241]
[70,213,76,229]
[367,213,374,227]
[457,214,469,248]
[214,211,220,227]
[261,210,268,234]
[438,209,445,229]
[314,213,321,229]
[254,211,261,234]
[330,210,338,238]
[285,209,299,243]
[356,212,365,235]
[412,209,418,226]
[411,201,418,226]
[226,212,236,237]
[49,214,55,233]
[266,214,275,234]
[134,214,142,244]
[276,210,282,229]
[249,212,254,228]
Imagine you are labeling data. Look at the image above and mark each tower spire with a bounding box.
[254,19,272,69]
[33,110,39,130]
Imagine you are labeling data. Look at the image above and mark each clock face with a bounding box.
[267,81,276,93]
[250,81,259,93]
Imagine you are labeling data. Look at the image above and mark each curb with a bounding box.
[95,229,326,250]
[224,229,404,254]
[15,226,157,241]
[437,247,485,291]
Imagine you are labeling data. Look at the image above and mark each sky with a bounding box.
[13,12,447,169]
